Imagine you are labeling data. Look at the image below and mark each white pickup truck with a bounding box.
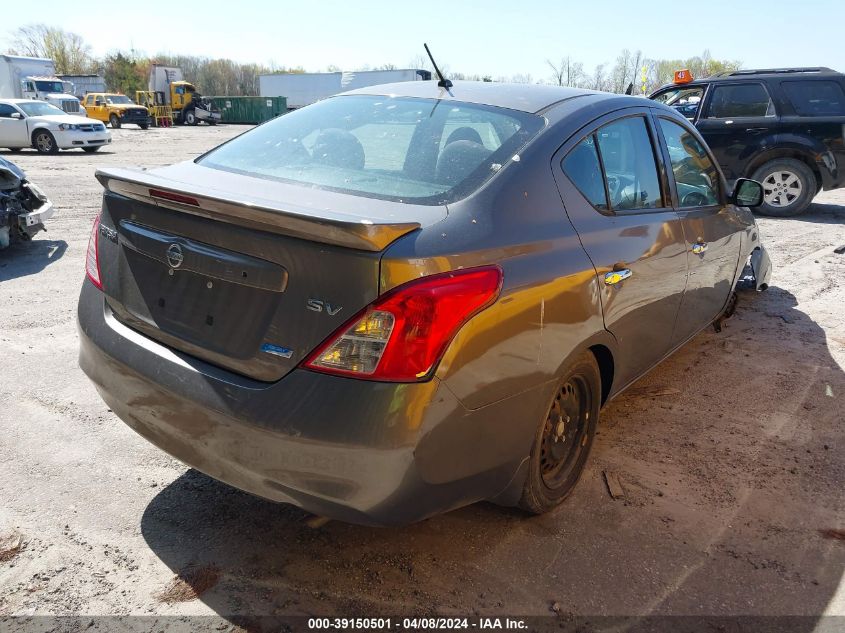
[0,54,87,117]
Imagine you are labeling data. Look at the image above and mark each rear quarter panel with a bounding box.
[380,114,609,412]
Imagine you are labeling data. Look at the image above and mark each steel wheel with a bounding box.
[762,170,802,208]
[520,351,601,514]
[539,379,590,489]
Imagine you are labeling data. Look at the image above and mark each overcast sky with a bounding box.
[4,0,843,80]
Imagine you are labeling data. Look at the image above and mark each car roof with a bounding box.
[655,67,844,91]
[339,80,619,114]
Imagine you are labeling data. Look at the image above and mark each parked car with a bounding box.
[0,98,111,154]
[0,156,54,249]
[81,93,150,129]
[77,81,771,526]
[649,67,845,216]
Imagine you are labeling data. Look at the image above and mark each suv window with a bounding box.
[706,83,775,118]
[652,86,704,120]
[781,80,845,116]
[0,104,18,118]
[658,119,720,208]
[596,117,663,211]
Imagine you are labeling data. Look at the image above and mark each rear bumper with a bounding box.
[77,282,537,525]
[17,195,54,237]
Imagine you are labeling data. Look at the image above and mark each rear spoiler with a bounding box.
[95,167,421,252]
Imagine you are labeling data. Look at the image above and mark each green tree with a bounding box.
[103,52,146,95]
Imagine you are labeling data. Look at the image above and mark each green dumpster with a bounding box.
[207,96,287,124]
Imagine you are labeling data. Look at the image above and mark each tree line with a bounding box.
[5,24,301,96]
[6,24,741,97]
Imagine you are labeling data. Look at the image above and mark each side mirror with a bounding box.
[10,112,22,119]
[730,178,764,208]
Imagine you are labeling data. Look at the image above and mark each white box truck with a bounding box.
[259,69,431,109]
[0,55,86,116]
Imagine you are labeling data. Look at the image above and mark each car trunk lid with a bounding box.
[95,161,445,382]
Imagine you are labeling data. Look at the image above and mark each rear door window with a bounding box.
[781,80,845,116]
[561,136,608,210]
[562,116,664,213]
[705,83,775,118]
[595,117,664,211]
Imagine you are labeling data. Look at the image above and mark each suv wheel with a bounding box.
[751,159,816,217]
[519,351,600,514]
[109,114,121,129]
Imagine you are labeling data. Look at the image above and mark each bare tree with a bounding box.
[610,49,631,93]
[9,24,93,74]
[590,63,608,91]
[547,57,584,87]
[408,54,431,71]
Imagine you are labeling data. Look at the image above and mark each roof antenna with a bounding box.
[424,43,453,89]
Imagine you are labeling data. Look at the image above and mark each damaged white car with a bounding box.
[0,156,54,249]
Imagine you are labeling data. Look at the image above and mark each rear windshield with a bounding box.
[198,95,544,205]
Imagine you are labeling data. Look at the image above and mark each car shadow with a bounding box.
[757,200,845,226]
[0,238,67,282]
[140,286,844,627]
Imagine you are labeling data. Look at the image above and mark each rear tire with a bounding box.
[109,114,121,129]
[751,158,816,217]
[519,351,601,514]
[32,130,58,155]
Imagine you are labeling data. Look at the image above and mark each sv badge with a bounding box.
[306,298,343,316]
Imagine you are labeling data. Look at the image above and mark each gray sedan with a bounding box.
[77,81,770,525]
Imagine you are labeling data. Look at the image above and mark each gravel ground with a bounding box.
[0,126,843,624]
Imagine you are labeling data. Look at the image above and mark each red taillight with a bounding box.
[303,266,502,382]
[85,215,102,290]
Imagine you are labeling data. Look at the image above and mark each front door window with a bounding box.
[658,118,720,207]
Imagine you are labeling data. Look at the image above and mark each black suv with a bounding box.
[649,67,845,216]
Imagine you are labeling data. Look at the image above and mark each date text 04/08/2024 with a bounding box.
[307,617,529,630]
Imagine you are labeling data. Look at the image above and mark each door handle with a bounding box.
[745,127,768,133]
[692,242,708,254]
[604,269,632,285]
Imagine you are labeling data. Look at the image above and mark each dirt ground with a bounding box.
[0,126,843,626]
